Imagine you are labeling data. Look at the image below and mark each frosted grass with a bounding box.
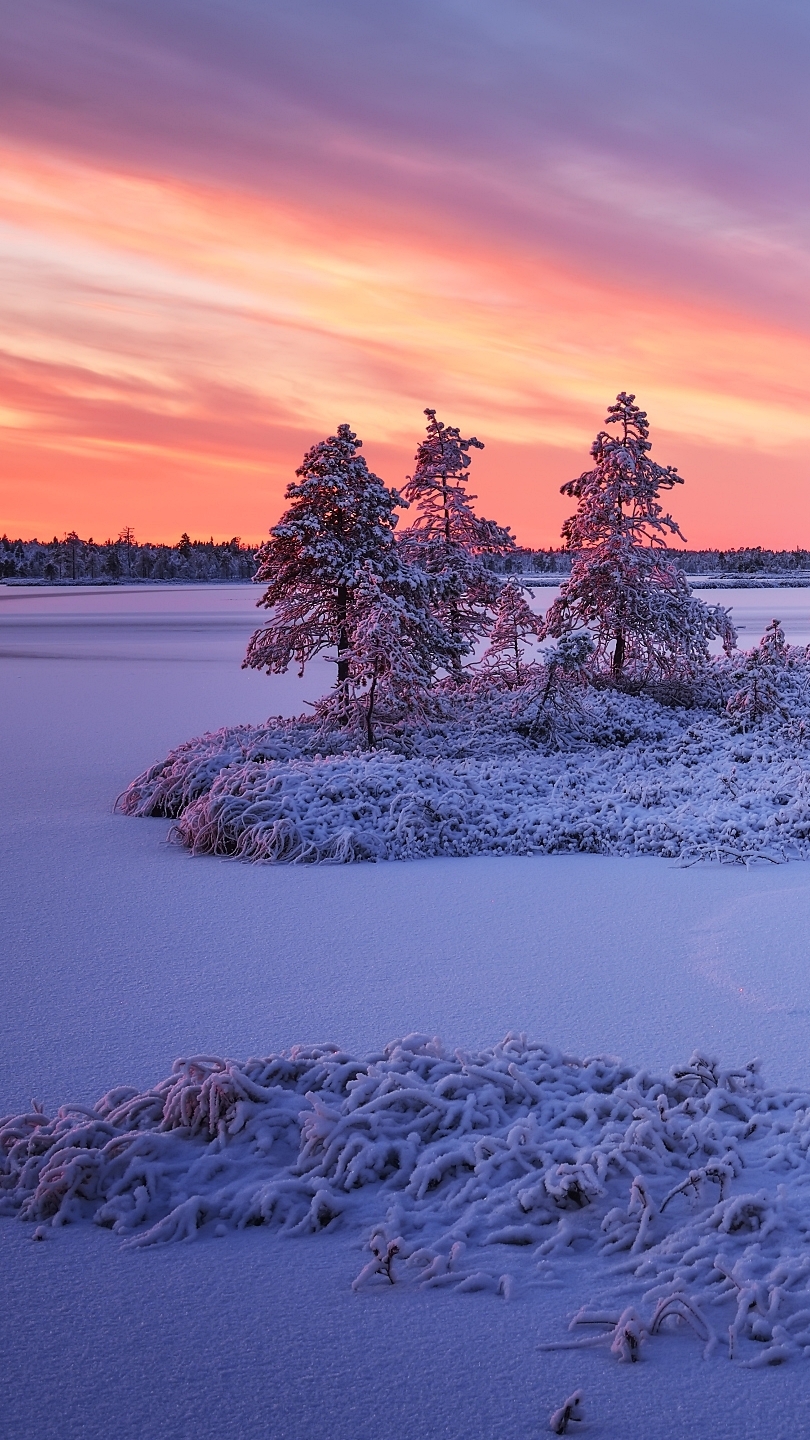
[5,1031,810,1367]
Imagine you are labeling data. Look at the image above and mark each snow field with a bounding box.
[6,585,810,1439]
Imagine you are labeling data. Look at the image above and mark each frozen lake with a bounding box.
[2,580,809,669]
[3,582,810,1440]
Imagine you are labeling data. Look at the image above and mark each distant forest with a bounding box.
[0,532,257,582]
[488,546,810,576]
[2,533,810,584]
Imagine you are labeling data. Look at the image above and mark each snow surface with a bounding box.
[4,583,810,1439]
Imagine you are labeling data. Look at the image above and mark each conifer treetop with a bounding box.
[244,423,408,677]
[403,409,512,556]
[562,392,686,553]
[544,393,736,680]
[255,423,406,597]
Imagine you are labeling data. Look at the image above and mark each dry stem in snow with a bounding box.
[549,1389,584,1434]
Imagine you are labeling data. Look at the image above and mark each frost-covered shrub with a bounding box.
[726,620,793,726]
[119,632,810,865]
[116,720,317,818]
[6,1033,810,1366]
[478,580,543,689]
[514,633,595,745]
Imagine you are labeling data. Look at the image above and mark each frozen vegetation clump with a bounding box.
[119,397,810,865]
[6,1033,810,1366]
[119,642,810,865]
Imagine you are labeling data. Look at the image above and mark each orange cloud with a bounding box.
[2,141,810,546]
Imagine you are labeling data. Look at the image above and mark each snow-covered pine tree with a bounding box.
[243,425,406,693]
[759,617,789,666]
[542,393,736,683]
[518,632,594,744]
[400,409,515,678]
[317,563,454,747]
[479,580,542,688]
[727,619,790,725]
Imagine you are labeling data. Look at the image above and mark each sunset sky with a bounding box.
[2,0,810,548]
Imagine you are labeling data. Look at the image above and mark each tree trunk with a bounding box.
[365,662,379,749]
[449,606,463,682]
[336,584,349,684]
[612,627,625,677]
[336,583,350,723]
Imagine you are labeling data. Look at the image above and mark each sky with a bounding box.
[2,0,810,549]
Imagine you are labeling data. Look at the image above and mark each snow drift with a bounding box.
[5,1032,810,1366]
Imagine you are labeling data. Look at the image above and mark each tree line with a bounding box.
[0,532,257,583]
[486,546,810,577]
[5,528,806,591]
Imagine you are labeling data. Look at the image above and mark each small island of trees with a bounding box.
[119,393,810,868]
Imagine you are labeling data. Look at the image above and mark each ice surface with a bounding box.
[4,583,810,1439]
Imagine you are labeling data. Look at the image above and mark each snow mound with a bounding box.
[5,1033,810,1364]
[119,690,810,864]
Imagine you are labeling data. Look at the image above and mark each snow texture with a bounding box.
[6,1032,810,1366]
[120,650,810,865]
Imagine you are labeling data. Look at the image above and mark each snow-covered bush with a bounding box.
[514,633,595,745]
[6,1032,810,1366]
[116,646,810,865]
[116,720,318,818]
[478,580,543,689]
[727,619,792,726]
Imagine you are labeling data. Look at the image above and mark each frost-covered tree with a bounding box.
[542,394,736,683]
[400,409,514,677]
[519,632,595,744]
[317,563,454,747]
[759,617,789,666]
[479,580,542,688]
[727,620,790,725]
[244,425,406,689]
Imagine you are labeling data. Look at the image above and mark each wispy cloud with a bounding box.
[2,2,810,544]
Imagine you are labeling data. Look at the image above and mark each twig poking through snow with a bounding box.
[549,1389,584,1434]
[650,1293,717,1359]
[351,1228,401,1290]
